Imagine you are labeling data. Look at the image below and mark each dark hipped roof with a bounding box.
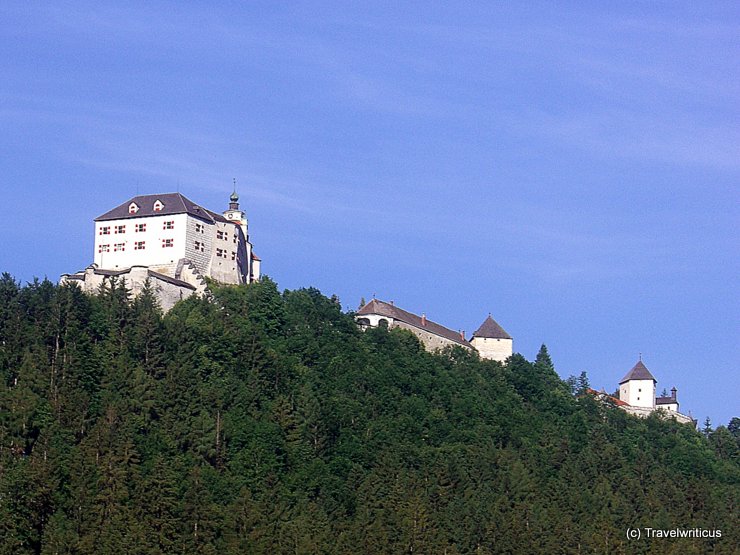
[95,193,229,224]
[472,314,512,340]
[619,360,657,384]
[357,299,471,347]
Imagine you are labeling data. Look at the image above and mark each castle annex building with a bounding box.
[356,299,512,362]
[590,359,693,425]
[61,192,260,310]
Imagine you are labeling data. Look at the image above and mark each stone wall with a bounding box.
[392,321,470,353]
[184,215,213,276]
[208,221,243,284]
[60,262,206,313]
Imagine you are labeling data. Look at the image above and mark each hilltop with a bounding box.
[0,275,738,554]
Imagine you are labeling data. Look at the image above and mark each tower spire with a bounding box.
[229,178,239,209]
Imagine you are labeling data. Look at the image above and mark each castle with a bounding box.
[60,192,694,422]
[357,300,694,423]
[356,298,513,362]
[61,191,260,311]
[590,359,694,425]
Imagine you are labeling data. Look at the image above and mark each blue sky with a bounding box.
[1,2,738,425]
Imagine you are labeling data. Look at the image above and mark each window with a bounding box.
[134,241,145,250]
[194,241,205,252]
[153,200,164,211]
[216,230,224,240]
[195,223,204,233]
[135,223,146,232]
[231,251,236,261]
[163,220,174,230]
[216,248,224,258]
[115,225,126,234]
[128,202,139,214]
[162,239,174,248]
[99,226,110,235]
[98,244,110,253]
[114,243,125,252]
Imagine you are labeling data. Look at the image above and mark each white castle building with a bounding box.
[591,359,693,425]
[61,191,260,310]
[356,299,513,362]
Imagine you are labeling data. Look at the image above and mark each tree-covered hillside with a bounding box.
[0,275,738,554]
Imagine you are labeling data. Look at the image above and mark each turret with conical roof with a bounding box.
[470,313,513,362]
[618,358,657,409]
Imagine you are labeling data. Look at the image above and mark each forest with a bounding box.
[0,274,738,554]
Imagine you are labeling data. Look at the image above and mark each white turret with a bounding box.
[618,359,656,409]
[223,188,248,238]
[469,314,513,362]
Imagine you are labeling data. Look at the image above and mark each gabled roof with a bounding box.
[472,314,512,340]
[95,193,229,224]
[619,360,656,384]
[357,299,471,347]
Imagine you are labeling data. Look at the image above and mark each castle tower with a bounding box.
[470,314,513,362]
[618,359,656,409]
[221,187,261,282]
[222,188,248,239]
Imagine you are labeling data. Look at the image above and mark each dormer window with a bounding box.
[153,200,164,212]
[129,202,139,214]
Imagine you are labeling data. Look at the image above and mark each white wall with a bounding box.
[94,213,188,275]
[620,379,656,408]
[470,337,513,362]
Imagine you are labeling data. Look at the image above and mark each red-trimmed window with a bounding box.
[153,200,164,211]
[115,225,126,234]
[163,220,174,230]
[99,226,110,235]
[98,244,110,253]
[134,241,145,250]
[162,238,174,248]
[114,243,125,252]
[135,223,146,232]
[129,202,139,214]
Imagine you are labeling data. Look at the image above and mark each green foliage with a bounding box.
[0,277,737,554]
